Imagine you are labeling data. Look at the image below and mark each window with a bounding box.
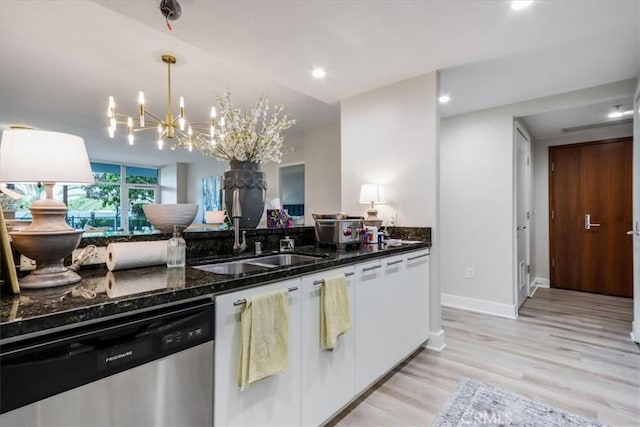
[13,162,159,233]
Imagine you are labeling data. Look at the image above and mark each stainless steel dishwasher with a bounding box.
[0,298,215,427]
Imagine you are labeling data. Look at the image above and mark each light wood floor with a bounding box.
[329,287,640,427]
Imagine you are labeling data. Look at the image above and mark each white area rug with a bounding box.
[432,378,603,427]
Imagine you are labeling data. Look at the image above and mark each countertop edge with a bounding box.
[1,243,429,343]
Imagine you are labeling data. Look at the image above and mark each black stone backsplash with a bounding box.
[183,227,316,259]
[77,227,317,261]
[384,226,431,245]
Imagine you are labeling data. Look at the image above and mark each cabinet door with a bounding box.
[354,259,383,391]
[214,278,301,427]
[381,254,405,367]
[402,250,430,354]
[300,266,356,427]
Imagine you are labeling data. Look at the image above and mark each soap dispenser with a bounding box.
[167,225,186,268]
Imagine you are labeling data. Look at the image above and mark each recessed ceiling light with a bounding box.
[438,95,451,104]
[511,1,533,10]
[312,68,326,79]
[607,105,633,119]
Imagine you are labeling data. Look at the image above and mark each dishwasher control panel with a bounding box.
[161,322,210,350]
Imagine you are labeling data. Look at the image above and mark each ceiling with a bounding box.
[521,96,635,141]
[0,1,638,166]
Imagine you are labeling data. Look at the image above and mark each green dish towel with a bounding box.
[321,274,352,350]
[237,288,289,389]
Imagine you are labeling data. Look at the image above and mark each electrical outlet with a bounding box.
[466,267,475,279]
[72,246,108,266]
[389,212,398,226]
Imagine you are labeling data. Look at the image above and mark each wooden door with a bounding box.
[549,138,633,297]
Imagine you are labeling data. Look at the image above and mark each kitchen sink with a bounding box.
[194,261,273,275]
[193,254,324,275]
[249,254,324,267]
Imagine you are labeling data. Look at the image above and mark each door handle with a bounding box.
[585,214,600,230]
[517,225,527,231]
[626,231,640,236]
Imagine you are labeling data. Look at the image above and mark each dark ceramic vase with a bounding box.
[223,160,266,228]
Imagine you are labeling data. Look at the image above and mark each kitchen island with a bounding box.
[1,230,431,427]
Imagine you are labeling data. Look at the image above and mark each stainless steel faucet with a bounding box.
[232,189,247,255]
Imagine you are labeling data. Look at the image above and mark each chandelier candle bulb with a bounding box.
[179,96,185,130]
[127,117,134,145]
[138,91,145,127]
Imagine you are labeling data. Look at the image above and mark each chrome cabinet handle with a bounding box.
[387,260,403,266]
[585,214,600,230]
[233,286,298,306]
[407,253,429,261]
[362,265,382,272]
[313,272,354,286]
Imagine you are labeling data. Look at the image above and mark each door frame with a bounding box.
[632,82,640,343]
[513,120,532,312]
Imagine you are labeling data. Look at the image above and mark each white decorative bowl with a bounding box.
[142,204,198,233]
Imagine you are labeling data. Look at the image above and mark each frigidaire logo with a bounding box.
[105,350,133,363]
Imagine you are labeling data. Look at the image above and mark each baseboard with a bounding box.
[632,321,640,344]
[425,329,446,352]
[533,277,550,287]
[441,293,517,319]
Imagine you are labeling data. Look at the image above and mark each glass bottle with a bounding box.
[167,225,186,268]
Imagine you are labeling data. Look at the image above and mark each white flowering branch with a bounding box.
[184,89,296,164]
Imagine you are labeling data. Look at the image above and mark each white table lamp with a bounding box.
[359,183,386,227]
[0,129,95,288]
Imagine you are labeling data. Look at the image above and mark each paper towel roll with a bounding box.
[106,241,168,271]
[106,270,170,298]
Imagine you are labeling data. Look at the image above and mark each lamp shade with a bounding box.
[0,129,94,184]
[359,184,386,204]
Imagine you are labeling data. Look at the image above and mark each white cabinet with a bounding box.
[300,266,356,427]
[354,259,384,391]
[214,278,301,427]
[402,250,430,355]
[213,248,431,426]
[381,254,406,367]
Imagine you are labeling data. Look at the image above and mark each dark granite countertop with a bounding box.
[0,242,429,343]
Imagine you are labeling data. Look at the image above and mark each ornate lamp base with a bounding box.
[9,198,83,289]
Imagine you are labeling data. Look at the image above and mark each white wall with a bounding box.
[341,71,443,347]
[303,124,341,225]
[441,109,515,310]
[341,73,438,227]
[440,79,637,318]
[531,125,633,283]
[159,162,188,204]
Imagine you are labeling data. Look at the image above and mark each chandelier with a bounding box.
[106,54,219,151]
